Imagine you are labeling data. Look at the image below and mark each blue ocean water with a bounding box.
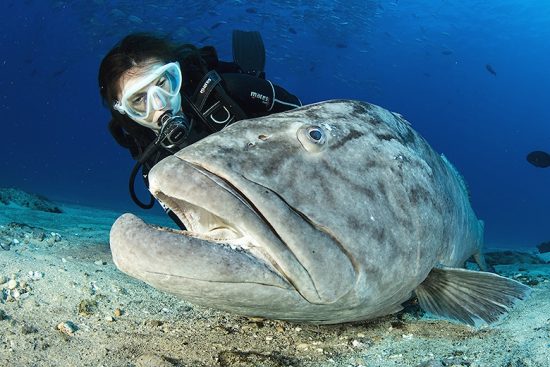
[0,0,548,249]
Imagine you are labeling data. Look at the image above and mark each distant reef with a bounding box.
[537,241,550,254]
[0,188,62,213]
[484,250,547,265]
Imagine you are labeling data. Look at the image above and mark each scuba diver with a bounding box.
[527,151,550,168]
[98,31,302,227]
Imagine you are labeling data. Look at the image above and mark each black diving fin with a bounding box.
[232,30,266,78]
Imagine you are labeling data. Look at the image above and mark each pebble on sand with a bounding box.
[57,321,78,336]
[28,271,44,280]
[78,299,98,317]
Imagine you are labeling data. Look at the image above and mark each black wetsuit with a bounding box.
[179,60,302,148]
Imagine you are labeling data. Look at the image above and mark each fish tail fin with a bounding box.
[415,267,530,326]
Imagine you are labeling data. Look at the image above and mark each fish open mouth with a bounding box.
[156,193,247,244]
[148,158,270,254]
[108,155,300,304]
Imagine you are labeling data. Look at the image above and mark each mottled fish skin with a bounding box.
[110,100,487,323]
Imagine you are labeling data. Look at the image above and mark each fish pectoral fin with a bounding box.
[414,267,531,326]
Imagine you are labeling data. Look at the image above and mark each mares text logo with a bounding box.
[200,78,212,94]
[250,91,270,105]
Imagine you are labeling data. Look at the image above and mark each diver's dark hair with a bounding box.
[98,32,218,163]
[98,32,214,109]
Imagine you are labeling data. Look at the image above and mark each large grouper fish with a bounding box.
[110,100,530,325]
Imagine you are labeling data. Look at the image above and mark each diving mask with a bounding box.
[114,62,182,126]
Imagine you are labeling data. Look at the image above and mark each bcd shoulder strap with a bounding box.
[192,70,247,132]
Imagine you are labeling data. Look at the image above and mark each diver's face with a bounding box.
[116,59,182,130]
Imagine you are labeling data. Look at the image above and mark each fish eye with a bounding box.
[307,127,324,143]
[297,125,327,152]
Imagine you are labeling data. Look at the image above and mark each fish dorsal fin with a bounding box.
[440,154,470,200]
[415,267,530,326]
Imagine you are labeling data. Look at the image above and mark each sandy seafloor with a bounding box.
[1,194,549,367]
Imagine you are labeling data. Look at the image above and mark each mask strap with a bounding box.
[113,101,126,114]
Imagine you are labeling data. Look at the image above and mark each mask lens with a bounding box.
[150,89,167,110]
[161,65,182,94]
[128,92,147,114]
